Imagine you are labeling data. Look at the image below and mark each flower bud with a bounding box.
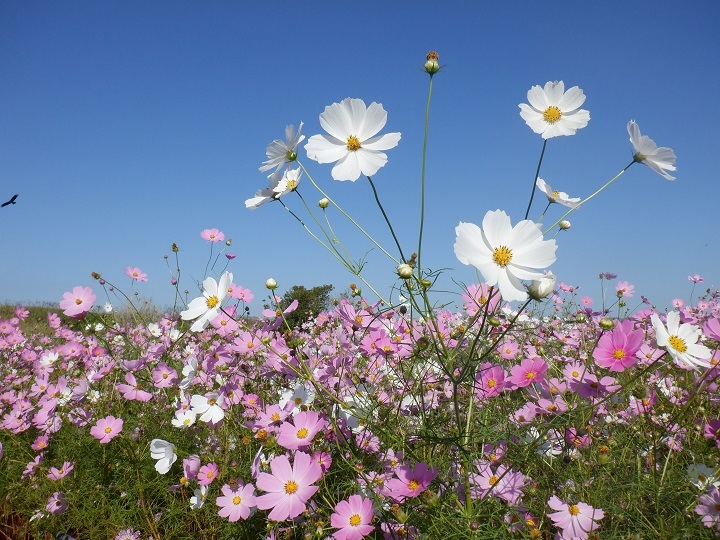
[528,271,556,301]
[397,263,413,279]
[226,238,232,246]
[488,316,501,327]
[172,243,179,252]
[599,317,615,330]
[265,278,278,290]
[424,51,440,75]
[318,198,330,209]
[91,272,101,280]
[559,220,571,230]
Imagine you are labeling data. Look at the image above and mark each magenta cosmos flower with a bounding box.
[200,228,225,243]
[256,451,322,521]
[216,482,257,522]
[547,495,604,539]
[124,266,148,282]
[385,462,438,502]
[59,286,96,318]
[592,319,643,372]
[330,494,375,540]
[90,415,124,444]
[276,411,327,451]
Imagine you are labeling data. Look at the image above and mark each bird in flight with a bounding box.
[1,194,18,207]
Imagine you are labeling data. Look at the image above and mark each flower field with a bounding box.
[2,53,719,539]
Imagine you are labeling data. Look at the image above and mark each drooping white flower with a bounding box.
[535,178,580,208]
[272,168,301,198]
[528,271,556,301]
[651,311,711,370]
[259,122,305,174]
[454,210,557,303]
[189,485,208,509]
[519,81,590,139]
[627,120,676,180]
[245,171,282,210]
[150,439,177,475]
[180,272,233,332]
[305,98,401,181]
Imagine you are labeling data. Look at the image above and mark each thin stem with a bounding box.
[366,175,406,262]
[544,161,635,235]
[417,74,434,275]
[524,139,548,220]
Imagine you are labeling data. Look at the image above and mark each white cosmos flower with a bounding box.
[627,120,676,180]
[190,392,226,425]
[454,210,557,303]
[519,81,590,139]
[259,122,305,174]
[536,178,580,208]
[171,409,197,429]
[245,171,281,210]
[272,168,301,198]
[189,485,208,509]
[150,439,177,475]
[528,271,556,301]
[651,311,711,370]
[180,272,233,332]
[305,98,401,181]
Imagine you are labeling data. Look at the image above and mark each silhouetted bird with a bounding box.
[1,194,18,207]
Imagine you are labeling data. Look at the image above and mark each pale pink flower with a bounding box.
[547,495,604,539]
[200,228,225,242]
[46,491,68,515]
[217,482,257,522]
[124,266,148,282]
[256,451,322,521]
[90,415,124,444]
[276,411,327,451]
[59,286,96,318]
[330,494,375,540]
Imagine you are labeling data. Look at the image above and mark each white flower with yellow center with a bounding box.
[259,122,305,174]
[519,81,590,139]
[180,272,233,332]
[535,178,580,208]
[651,311,711,370]
[273,168,302,198]
[627,120,676,180]
[454,210,557,303]
[305,98,401,181]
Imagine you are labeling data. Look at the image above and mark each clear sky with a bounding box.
[1,1,718,314]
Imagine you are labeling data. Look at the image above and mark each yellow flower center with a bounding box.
[525,371,535,380]
[296,427,308,439]
[233,495,241,505]
[347,135,361,151]
[551,190,560,198]
[104,427,112,434]
[612,349,626,359]
[349,514,362,526]
[487,378,497,388]
[543,106,562,124]
[492,246,513,267]
[285,480,298,494]
[668,335,687,353]
[568,505,579,515]
[75,299,83,305]
[286,180,297,190]
[408,480,419,491]
[206,296,220,309]
[271,413,280,421]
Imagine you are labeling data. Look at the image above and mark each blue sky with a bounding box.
[1,2,718,314]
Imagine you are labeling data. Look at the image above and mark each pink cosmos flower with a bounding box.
[124,266,148,282]
[256,451,322,521]
[59,286,96,318]
[276,411,327,451]
[474,362,506,400]
[509,357,548,388]
[689,274,705,283]
[90,415,124,444]
[198,462,219,486]
[547,495,604,539]
[115,373,153,402]
[182,455,202,483]
[615,280,635,298]
[48,461,75,480]
[592,319,643,372]
[385,462,438,502]
[330,494,375,540]
[216,482,257,522]
[201,228,225,243]
[696,486,720,530]
[46,491,68,515]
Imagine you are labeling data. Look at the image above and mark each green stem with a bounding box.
[524,139,548,220]
[366,175,406,262]
[417,74,434,275]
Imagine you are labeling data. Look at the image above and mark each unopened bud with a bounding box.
[226,238,232,246]
[318,198,330,209]
[488,316,501,327]
[265,278,278,290]
[424,51,440,75]
[599,317,615,331]
[559,220,571,230]
[528,271,556,301]
[91,272,101,280]
[397,263,413,279]
[172,243,179,252]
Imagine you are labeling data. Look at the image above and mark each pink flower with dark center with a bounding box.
[592,319,644,372]
[47,461,74,480]
[90,415,124,444]
[124,266,148,282]
[216,482,257,522]
[547,495,604,539]
[201,228,225,243]
[59,286,96,319]
[696,486,720,530]
[330,494,375,540]
[115,373,153,402]
[46,492,68,515]
[509,358,548,388]
[256,451,322,521]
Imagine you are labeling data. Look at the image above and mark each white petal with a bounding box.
[356,101,388,141]
[355,148,389,177]
[557,86,586,112]
[526,85,548,111]
[482,210,512,248]
[331,153,362,181]
[362,132,401,151]
[318,100,355,141]
[544,81,564,105]
[305,134,348,164]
